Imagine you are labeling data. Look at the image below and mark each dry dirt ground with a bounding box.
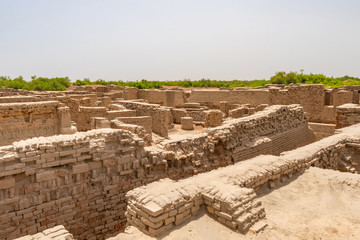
[109,167,360,240]
[151,124,206,145]
[167,124,206,141]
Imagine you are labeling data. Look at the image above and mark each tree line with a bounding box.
[0,76,70,91]
[1,71,359,91]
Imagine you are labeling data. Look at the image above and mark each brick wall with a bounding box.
[0,105,317,240]
[0,101,74,146]
[125,123,360,237]
[335,104,360,128]
[0,129,148,240]
[187,85,329,123]
[188,89,270,106]
[116,101,171,137]
[149,105,316,180]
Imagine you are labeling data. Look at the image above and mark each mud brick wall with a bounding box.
[137,90,166,105]
[146,105,316,180]
[318,106,336,124]
[335,104,360,128]
[333,90,353,107]
[66,94,97,107]
[0,105,354,239]
[137,90,184,108]
[0,96,39,103]
[56,97,112,131]
[14,225,74,240]
[115,117,152,138]
[55,97,84,131]
[188,89,270,106]
[126,123,360,238]
[334,142,360,174]
[103,92,123,101]
[186,109,207,123]
[106,110,136,120]
[265,85,326,122]
[229,106,246,118]
[0,129,149,240]
[76,107,107,131]
[231,124,315,162]
[126,177,264,237]
[0,95,67,104]
[116,101,171,137]
[187,85,328,123]
[123,87,138,100]
[171,108,188,124]
[111,121,151,146]
[308,122,336,140]
[0,105,321,240]
[0,101,74,146]
[204,110,223,127]
[164,90,184,107]
[0,89,31,97]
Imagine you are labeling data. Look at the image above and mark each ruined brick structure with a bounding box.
[0,84,359,240]
[0,105,315,239]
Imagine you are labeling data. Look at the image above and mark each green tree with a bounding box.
[270,72,286,84]
[7,76,27,89]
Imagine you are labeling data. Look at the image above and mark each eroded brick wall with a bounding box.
[125,123,360,237]
[116,101,171,137]
[0,101,72,146]
[0,105,316,240]
[148,105,316,180]
[0,129,149,240]
[335,104,360,128]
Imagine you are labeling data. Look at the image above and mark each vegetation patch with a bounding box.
[1,71,359,91]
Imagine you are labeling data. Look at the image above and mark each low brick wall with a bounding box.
[0,105,317,239]
[125,123,360,237]
[126,179,264,236]
[113,116,152,144]
[0,101,74,146]
[147,105,316,180]
[76,107,107,131]
[14,225,73,240]
[0,129,147,240]
[106,110,136,120]
[116,101,172,137]
[115,116,152,136]
[308,122,336,140]
[336,104,360,128]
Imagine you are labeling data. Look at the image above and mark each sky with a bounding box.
[0,0,359,81]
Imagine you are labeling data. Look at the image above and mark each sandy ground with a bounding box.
[150,124,206,145]
[109,168,360,240]
[167,124,206,141]
[257,167,360,240]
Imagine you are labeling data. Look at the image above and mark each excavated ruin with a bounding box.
[0,84,360,240]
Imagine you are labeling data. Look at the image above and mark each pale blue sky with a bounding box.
[0,0,359,81]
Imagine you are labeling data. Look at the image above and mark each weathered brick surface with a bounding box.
[126,123,360,237]
[0,105,316,239]
[14,225,73,240]
[336,104,360,129]
[115,100,171,137]
[0,101,74,146]
[0,129,148,240]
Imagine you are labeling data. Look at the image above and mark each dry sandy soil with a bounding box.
[109,167,360,240]
[151,124,206,145]
[167,124,206,141]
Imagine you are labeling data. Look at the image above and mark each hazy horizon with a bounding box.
[1,0,359,81]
